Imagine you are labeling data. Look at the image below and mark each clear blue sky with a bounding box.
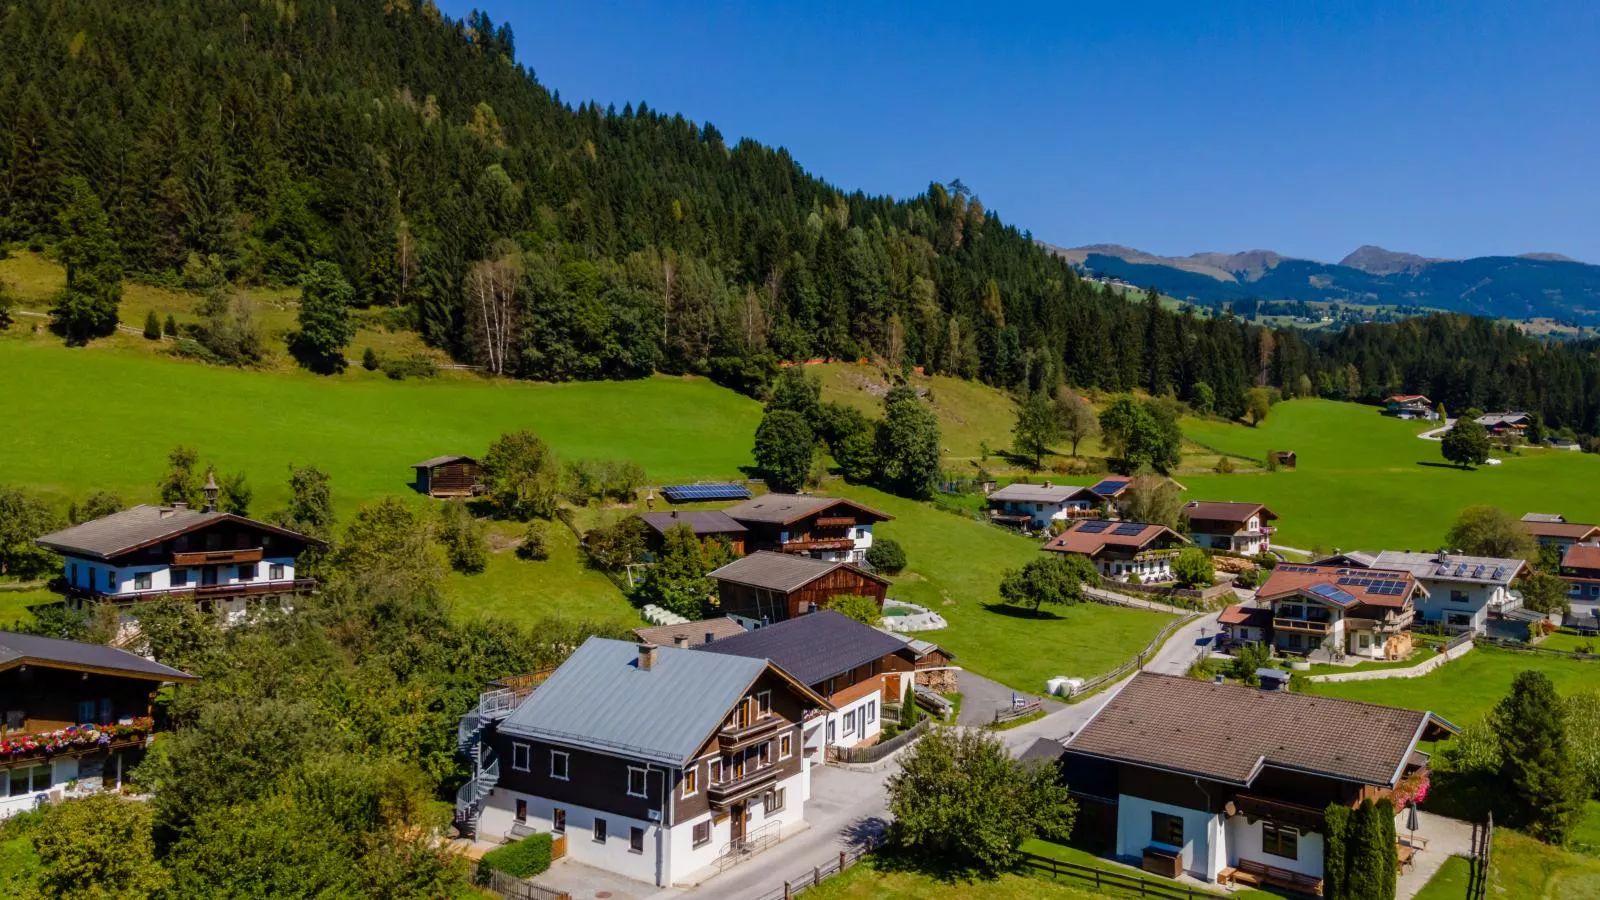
[444,1,1598,263]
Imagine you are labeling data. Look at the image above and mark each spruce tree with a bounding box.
[1322,802,1351,900]
[50,176,122,345]
[288,262,356,374]
[1493,670,1585,843]
[1375,798,1398,900]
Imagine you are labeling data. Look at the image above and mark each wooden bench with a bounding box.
[1235,859,1323,896]
[1396,844,1416,871]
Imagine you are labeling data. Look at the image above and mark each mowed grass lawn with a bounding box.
[1302,646,1600,728]
[834,484,1175,694]
[443,521,637,630]
[1180,399,1600,551]
[0,340,760,516]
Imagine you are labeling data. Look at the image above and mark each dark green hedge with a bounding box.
[477,832,553,884]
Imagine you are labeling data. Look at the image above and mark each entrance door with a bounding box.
[730,803,745,846]
[515,799,527,823]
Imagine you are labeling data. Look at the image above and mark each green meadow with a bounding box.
[1180,399,1600,551]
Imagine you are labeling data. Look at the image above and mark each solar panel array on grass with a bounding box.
[661,483,752,503]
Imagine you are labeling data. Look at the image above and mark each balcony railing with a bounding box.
[781,538,855,552]
[1232,792,1328,831]
[707,765,779,807]
[0,718,153,766]
[1273,616,1333,634]
[719,715,785,752]
[171,547,263,566]
[56,578,316,604]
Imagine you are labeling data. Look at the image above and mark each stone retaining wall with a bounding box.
[1303,639,1474,683]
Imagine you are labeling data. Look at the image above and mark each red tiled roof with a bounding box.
[1041,520,1188,557]
[1523,520,1600,541]
[1258,564,1417,609]
[1219,605,1273,628]
[1386,394,1429,404]
[1182,501,1277,524]
[1565,545,1600,572]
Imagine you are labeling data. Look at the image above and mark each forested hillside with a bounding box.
[2,0,1599,434]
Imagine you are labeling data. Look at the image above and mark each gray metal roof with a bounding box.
[696,610,909,686]
[1522,512,1567,523]
[34,504,320,560]
[497,637,772,767]
[708,551,888,593]
[411,455,477,469]
[722,494,890,525]
[1372,551,1525,586]
[0,631,197,682]
[638,511,748,537]
[986,483,1092,504]
[632,617,748,648]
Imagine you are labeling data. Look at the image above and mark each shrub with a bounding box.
[866,537,907,574]
[1213,455,1234,474]
[825,594,883,626]
[477,833,553,884]
[1172,547,1215,588]
[163,313,178,337]
[517,521,549,561]
[1251,552,1278,571]
[381,353,437,380]
[143,308,162,340]
[361,346,381,371]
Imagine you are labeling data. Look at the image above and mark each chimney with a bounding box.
[705,631,716,645]
[674,635,689,648]
[1043,480,1053,488]
[638,643,658,671]
[159,506,176,519]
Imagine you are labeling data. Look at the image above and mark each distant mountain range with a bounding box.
[1044,243,1600,323]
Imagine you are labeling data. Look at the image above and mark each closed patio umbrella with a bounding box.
[1406,803,1420,849]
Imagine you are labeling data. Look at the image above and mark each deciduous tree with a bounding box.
[289,261,356,374]
[0,484,62,579]
[1444,505,1534,559]
[1012,391,1059,469]
[1172,547,1215,587]
[483,430,562,521]
[824,593,882,627]
[1441,417,1491,468]
[1054,388,1100,457]
[753,409,815,493]
[30,794,167,899]
[874,387,941,499]
[999,553,1097,614]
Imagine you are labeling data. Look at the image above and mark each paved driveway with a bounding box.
[957,670,1061,727]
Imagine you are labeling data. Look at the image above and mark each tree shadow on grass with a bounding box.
[981,602,1066,621]
[865,837,996,884]
[1416,461,1474,471]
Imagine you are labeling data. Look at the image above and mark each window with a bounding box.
[759,741,772,766]
[99,697,113,722]
[693,821,712,847]
[865,700,877,725]
[826,719,836,744]
[1450,590,1469,603]
[1151,811,1184,847]
[78,700,96,724]
[4,765,51,798]
[761,784,787,813]
[682,766,698,798]
[627,767,648,798]
[757,690,772,718]
[843,710,856,735]
[593,818,607,843]
[105,570,116,591]
[1263,822,1299,859]
[550,750,570,781]
[238,563,257,582]
[515,799,527,822]
[629,826,645,854]
[70,563,78,585]
[134,572,152,591]
[552,808,566,833]
[823,678,836,695]
[171,568,188,587]
[1358,633,1371,649]
[709,758,723,783]
[779,733,792,760]
[269,563,285,580]
[511,742,530,772]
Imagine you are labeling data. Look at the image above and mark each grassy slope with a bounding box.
[812,362,1020,462]
[1303,646,1600,727]
[1412,855,1472,900]
[1491,827,1600,898]
[835,484,1174,694]
[1180,399,1600,551]
[443,521,640,630]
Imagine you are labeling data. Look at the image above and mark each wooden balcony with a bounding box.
[718,715,785,752]
[781,538,855,553]
[1273,616,1332,634]
[814,516,857,528]
[1232,792,1327,831]
[57,578,316,604]
[707,765,779,808]
[0,719,153,767]
[172,547,263,566]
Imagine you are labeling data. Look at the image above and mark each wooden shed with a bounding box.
[412,455,482,498]
[1270,450,1297,469]
[708,551,890,623]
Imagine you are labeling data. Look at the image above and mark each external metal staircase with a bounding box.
[453,681,544,839]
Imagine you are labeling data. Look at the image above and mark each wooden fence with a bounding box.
[486,871,570,900]
[1466,813,1493,900]
[830,719,929,764]
[749,833,885,900]
[1019,852,1222,899]
[1479,634,1597,660]
[993,698,1043,725]
[1065,614,1197,700]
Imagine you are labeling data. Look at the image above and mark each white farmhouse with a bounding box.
[984,481,1098,530]
[1370,551,1526,634]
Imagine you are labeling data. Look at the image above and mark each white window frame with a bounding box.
[269,563,285,580]
[757,690,772,718]
[709,757,723,784]
[134,572,153,591]
[626,766,648,798]
[511,742,531,772]
[682,765,698,798]
[764,787,786,815]
[550,749,570,781]
[843,709,856,735]
[866,700,876,724]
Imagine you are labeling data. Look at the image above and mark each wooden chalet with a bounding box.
[412,455,483,498]
[722,495,892,563]
[637,510,748,556]
[1041,519,1190,583]
[1,631,196,818]
[708,551,890,624]
[1060,673,1456,890]
[1181,501,1278,556]
[1562,545,1600,605]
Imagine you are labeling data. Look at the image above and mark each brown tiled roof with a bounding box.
[1041,520,1188,557]
[1257,564,1417,610]
[34,505,324,561]
[1523,520,1600,541]
[638,511,748,538]
[633,617,747,648]
[1219,605,1273,629]
[708,551,890,593]
[1182,501,1277,524]
[1565,545,1600,571]
[411,455,476,469]
[722,494,893,526]
[1066,673,1454,786]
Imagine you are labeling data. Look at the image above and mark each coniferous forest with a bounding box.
[2,0,1598,434]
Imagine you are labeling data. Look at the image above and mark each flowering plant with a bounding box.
[1393,770,1430,808]
[0,716,153,759]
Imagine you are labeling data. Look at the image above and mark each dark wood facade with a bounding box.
[489,668,808,828]
[1,667,161,736]
[734,502,889,556]
[716,566,889,623]
[414,457,482,498]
